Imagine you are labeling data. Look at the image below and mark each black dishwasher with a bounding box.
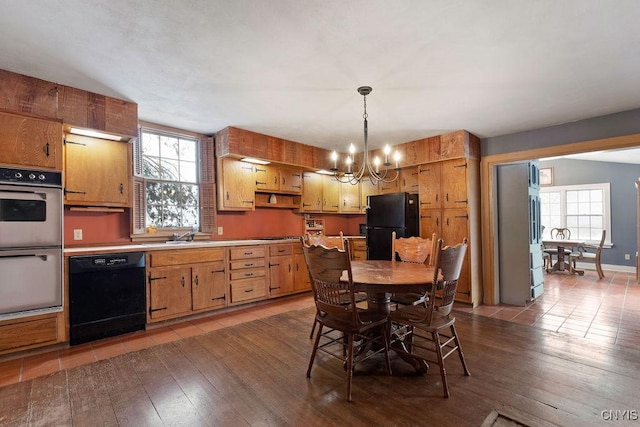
[69,252,146,345]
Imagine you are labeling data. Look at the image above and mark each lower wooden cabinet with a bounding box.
[146,248,228,322]
[348,237,367,260]
[293,245,311,291]
[268,244,294,296]
[0,312,63,355]
[228,246,267,305]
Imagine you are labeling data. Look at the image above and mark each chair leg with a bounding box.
[307,323,323,378]
[451,324,470,376]
[346,333,355,402]
[596,261,605,279]
[309,318,317,339]
[433,331,449,398]
[381,323,392,376]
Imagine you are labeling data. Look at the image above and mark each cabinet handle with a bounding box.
[293,185,301,189]
[119,183,124,194]
[269,262,280,267]
[296,262,299,271]
[278,249,286,253]
[454,162,468,169]
[181,277,186,287]
[244,252,254,256]
[244,263,255,267]
[245,272,254,277]
[288,263,291,273]
[255,167,266,173]
[148,276,167,282]
[244,288,254,293]
[455,199,468,204]
[303,203,312,207]
[45,142,50,157]
[436,217,439,226]
[212,268,226,273]
[212,294,226,301]
[420,201,430,206]
[256,181,266,185]
[149,306,168,315]
[64,189,87,195]
[226,191,229,200]
[270,285,280,291]
[454,214,469,219]
[194,275,199,286]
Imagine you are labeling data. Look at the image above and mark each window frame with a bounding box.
[131,122,216,239]
[540,182,611,246]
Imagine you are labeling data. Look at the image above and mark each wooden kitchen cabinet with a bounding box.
[64,133,130,207]
[228,246,267,304]
[348,237,367,261]
[293,245,311,291]
[399,166,420,194]
[339,181,361,213]
[418,157,481,306]
[360,178,379,213]
[0,312,63,355]
[322,175,340,212]
[268,244,294,296]
[301,172,323,212]
[0,111,62,170]
[217,157,256,211]
[379,176,399,194]
[146,247,228,322]
[254,164,303,194]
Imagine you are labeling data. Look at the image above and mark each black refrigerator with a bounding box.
[366,192,419,260]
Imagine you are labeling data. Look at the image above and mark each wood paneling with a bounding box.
[0,69,58,118]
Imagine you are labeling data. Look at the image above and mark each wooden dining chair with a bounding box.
[570,230,606,279]
[302,239,391,402]
[388,238,470,398]
[389,231,437,308]
[543,227,572,268]
[303,232,366,339]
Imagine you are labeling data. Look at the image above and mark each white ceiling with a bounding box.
[2,1,640,154]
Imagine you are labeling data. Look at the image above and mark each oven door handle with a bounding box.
[0,189,49,199]
[0,253,48,261]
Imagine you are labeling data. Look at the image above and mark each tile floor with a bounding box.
[1,268,638,388]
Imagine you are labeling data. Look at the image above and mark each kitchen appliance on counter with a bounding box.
[366,192,419,260]
[0,166,63,319]
[69,252,146,345]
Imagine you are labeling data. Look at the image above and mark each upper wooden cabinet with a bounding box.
[0,111,62,170]
[64,133,131,207]
[322,175,340,212]
[432,131,480,161]
[301,172,323,212]
[217,157,255,211]
[58,87,138,138]
[339,181,361,213]
[399,166,420,194]
[254,164,302,194]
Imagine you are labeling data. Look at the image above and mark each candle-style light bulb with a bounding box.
[373,156,381,173]
[345,156,353,174]
[393,150,401,169]
[331,151,338,170]
[383,144,391,165]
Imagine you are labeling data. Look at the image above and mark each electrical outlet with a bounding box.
[218,226,223,235]
[625,253,631,260]
[73,229,83,240]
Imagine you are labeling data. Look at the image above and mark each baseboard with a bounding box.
[573,262,635,273]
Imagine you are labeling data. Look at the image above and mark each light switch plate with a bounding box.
[73,229,83,240]
[217,226,223,235]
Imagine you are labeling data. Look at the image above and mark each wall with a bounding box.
[64,210,131,246]
[539,158,640,267]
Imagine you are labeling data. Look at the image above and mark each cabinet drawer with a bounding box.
[230,246,265,260]
[230,278,266,303]
[230,268,265,281]
[0,316,58,353]
[349,239,367,251]
[270,245,292,256]
[149,248,225,267]
[230,259,265,270]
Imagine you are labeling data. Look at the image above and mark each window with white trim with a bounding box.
[540,183,611,245]
[136,128,200,229]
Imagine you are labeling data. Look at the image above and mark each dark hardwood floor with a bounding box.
[1,295,639,426]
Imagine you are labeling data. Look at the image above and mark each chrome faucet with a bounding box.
[172,225,198,241]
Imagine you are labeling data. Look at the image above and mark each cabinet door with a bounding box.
[280,167,303,194]
[439,131,467,159]
[301,172,323,212]
[268,255,294,296]
[400,166,420,194]
[418,163,442,210]
[340,181,361,213]
[192,261,227,311]
[64,134,130,206]
[322,175,340,212]
[293,251,311,291]
[441,159,468,209]
[360,178,379,213]
[148,267,192,320]
[0,112,62,170]
[442,208,471,301]
[419,208,442,240]
[218,158,255,210]
[379,177,399,194]
[254,164,279,192]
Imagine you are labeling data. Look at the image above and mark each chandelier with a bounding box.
[330,86,401,185]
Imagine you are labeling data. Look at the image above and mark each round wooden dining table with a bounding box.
[346,260,437,314]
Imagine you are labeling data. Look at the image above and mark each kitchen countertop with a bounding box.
[63,235,365,256]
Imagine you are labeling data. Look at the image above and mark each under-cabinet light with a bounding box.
[315,169,334,175]
[241,157,270,165]
[69,127,123,141]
